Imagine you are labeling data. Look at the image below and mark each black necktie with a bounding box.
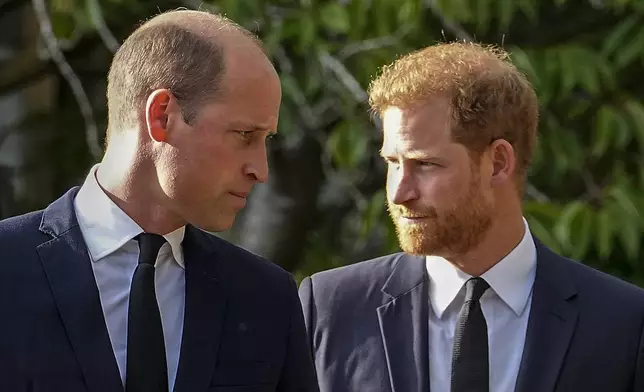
[451,277,490,392]
[126,233,168,392]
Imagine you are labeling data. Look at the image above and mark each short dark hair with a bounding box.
[106,11,262,140]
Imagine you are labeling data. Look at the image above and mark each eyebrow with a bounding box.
[379,149,435,160]
[232,123,277,135]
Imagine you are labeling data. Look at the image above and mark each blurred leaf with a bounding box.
[280,74,304,108]
[560,130,584,171]
[604,187,643,262]
[614,25,644,69]
[347,0,369,40]
[523,201,561,224]
[263,20,283,55]
[373,0,395,35]
[592,106,615,157]
[327,121,369,169]
[276,105,296,139]
[559,48,578,96]
[610,0,637,12]
[359,189,387,238]
[51,0,76,12]
[601,16,639,58]
[595,207,614,260]
[50,10,78,40]
[302,16,318,51]
[475,0,492,33]
[221,0,240,21]
[524,212,561,254]
[454,0,473,22]
[596,60,617,90]
[609,185,642,221]
[577,62,600,95]
[510,47,539,85]
[568,204,593,260]
[303,61,323,96]
[542,50,561,104]
[614,207,641,262]
[613,109,633,149]
[320,3,350,35]
[498,0,516,30]
[623,100,644,151]
[554,201,586,250]
[517,0,538,22]
[547,143,568,177]
[398,0,422,26]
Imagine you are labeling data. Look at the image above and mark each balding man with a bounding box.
[0,10,318,392]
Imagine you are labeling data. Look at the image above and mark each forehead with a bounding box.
[199,51,281,130]
[381,99,452,154]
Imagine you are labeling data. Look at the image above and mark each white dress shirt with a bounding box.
[74,164,185,390]
[426,219,537,392]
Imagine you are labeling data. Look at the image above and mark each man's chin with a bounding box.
[193,214,237,233]
[397,234,441,256]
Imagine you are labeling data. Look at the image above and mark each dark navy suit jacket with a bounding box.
[300,240,644,392]
[0,188,318,392]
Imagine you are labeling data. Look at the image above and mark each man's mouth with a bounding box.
[229,191,249,199]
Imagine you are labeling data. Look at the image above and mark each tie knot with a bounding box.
[136,233,166,265]
[465,277,489,303]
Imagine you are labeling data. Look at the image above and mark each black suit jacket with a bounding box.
[0,187,318,392]
[299,239,644,392]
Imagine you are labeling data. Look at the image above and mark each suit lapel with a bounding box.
[37,188,123,392]
[515,239,578,392]
[377,254,430,392]
[173,226,226,392]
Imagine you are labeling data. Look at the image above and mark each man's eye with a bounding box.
[383,157,399,165]
[237,131,252,139]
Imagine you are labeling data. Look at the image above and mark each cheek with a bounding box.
[418,171,468,204]
[183,136,230,178]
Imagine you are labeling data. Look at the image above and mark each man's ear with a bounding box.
[145,89,171,142]
[489,139,516,187]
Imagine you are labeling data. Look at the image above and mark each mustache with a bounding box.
[387,202,438,218]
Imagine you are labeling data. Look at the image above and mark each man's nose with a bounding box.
[388,168,420,205]
[244,147,269,183]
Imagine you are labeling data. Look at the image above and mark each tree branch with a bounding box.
[0,34,103,97]
[86,0,120,53]
[32,0,102,160]
[318,50,368,103]
[425,0,474,42]
[338,35,400,61]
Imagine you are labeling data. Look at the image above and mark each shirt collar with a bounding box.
[73,164,185,267]
[426,218,537,318]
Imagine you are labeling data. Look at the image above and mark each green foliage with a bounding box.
[12,0,644,285]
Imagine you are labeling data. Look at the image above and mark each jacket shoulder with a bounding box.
[562,255,644,302]
[0,210,47,244]
[312,253,403,284]
[193,229,295,292]
[306,253,406,305]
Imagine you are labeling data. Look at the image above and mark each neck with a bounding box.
[448,210,526,277]
[96,140,186,235]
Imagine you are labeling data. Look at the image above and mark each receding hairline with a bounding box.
[137,9,266,54]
